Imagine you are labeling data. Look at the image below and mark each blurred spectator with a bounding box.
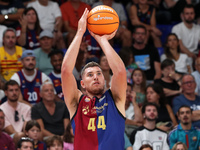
[125,83,143,137]
[11,50,52,105]
[146,83,177,132]
[173,74,200,128]
[171,142,188,150]
[17,137,34,150]
[22,0,36,7]
[129,0,162,48]
[25,120,47,150]
[168,105,200,150]
[0,80,31,146]
[0,0,25,28]
[63,123,74,150]
[139,144,153,150]
[172,4,200,61]
[60,0,91,47]
[131,68,146,107]
[130,102,170,150]
[33,30,54,75]
[161,33,192,74]
[124,133,133,150]
[0,25,7,47]
[92,0,132,47]
[154,59,181,106]
[46,135,63,150]
[48,50,64,101]
[0,109,15,150]
[192,57,200,96]
[52,0,67,6]
[27,0,65,49]
[131,25,161,83]
[0,28,23,81]
[16,7,42,50]
[31,82,70,137]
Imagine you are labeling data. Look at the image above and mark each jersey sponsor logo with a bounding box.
[35,79,41,87]
[193,136,197,141]
[82,105,90,115]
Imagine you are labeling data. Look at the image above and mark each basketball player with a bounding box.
[61,8,127,150]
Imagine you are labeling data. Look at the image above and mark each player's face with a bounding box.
[49,140,63,150]
[18,142,33,150]
[81,66,105,96]
[144,105,158,121]
[25,9,37,24]
[167,35,179,50]
[183,8,195,24]
[132,70,143,85]
[40,37,53,51]
[22,56,36,71]
[0,111,5,130]
[133,28,146,44]
[178,107,192,125]
[26,126,40,141]
[40,84,55,102]
[50,54,63,73]
[5,85,20,102]
[100,56,110,71]
[3,31,16,48]
[181,75,196,95]
[161,64,175,78]
[146,87,159,104]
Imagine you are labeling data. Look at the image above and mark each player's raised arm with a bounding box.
[90,31,127,116]
[61,8,89,118]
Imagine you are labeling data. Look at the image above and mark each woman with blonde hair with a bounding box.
[171,142,188,150]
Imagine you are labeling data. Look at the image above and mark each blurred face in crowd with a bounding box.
[195,58,200,73]
[132,70,143,85]
[48,140,63,150]
[178,107,192,126]
[3,31,16,49]
[26,126,40,141]
[0,111,5,131]
[146,87,159,105]
[167,35,179,50]
[18,142,33,150]
[50,54,63,73]
[144,105,158,121]
[40,37,53,51]
[5,85,20,102]
[183,7,195,24]
[139,0,148,5]
[133,28,146,44]
[25,9,37,24]
[99,55,110,71]
[40,83,55,102]
[162,64,175,78]
[181,75,196,95]
[175,143,187,150]
[22,56,36,71]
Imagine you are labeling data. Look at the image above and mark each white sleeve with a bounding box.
[160,54,167,62]
[133,133,142,150]
[53,2,61,18]
[163,135,170,150]
[10,73,21,86]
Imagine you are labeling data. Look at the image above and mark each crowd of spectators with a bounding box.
[0,0,200,149]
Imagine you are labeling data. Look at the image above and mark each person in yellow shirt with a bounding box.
[0,28,23,81]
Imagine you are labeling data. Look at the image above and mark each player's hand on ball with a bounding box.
[89,29,117,42]
[78,8,89,34]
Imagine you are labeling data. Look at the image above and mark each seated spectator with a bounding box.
[25,120,47,150]
[173,74,200,128]
[130,102,170,150]
[60,0,91,47]
[125,83,143,137]
[168,105,200,150]
[34,30,54,75]
[139,144,153,150]
[0,28,23,81]
[63,123,74,150]
[0,109,15,150]
[146,83,177,132]
[131,69,146,107]
[27,0,65,49]
[131,25,161,83]
[154,59,181,106]
[0,25,7,47]
[46,135,63,150]
[172,4,200,61]
[31,82,70,137]
[192,57,200,96]
[124,133,133,150]
[0,80,31,146]
[161,33,192,74]
[48,50,64,101]
[52,0,67,6]
[129,0,162,48]
[0,0,25,28]
[11,50,52,105]
[171,142,188,150]
[16,7,42,50]
[92,0,132,47]
[17,137,34,150]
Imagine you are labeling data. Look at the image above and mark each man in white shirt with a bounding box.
[172,4,200,59]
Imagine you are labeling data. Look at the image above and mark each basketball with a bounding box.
[87,5,119,35]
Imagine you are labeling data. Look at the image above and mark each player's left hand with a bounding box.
[89,29,117,42]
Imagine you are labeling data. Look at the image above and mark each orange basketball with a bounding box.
[87,5,119,35]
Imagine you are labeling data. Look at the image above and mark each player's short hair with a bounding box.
[177,105,192,114]
[81,61,102,78]
[46,135,63,148]
[4,80,19,91]
[48,50,64,58]
[161,59,175,70]
[17,137,34,148]
[142,102,159,114]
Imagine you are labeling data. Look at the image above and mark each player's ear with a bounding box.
[80,80,85,88]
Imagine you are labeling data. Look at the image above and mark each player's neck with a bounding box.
[86,92,103,99]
